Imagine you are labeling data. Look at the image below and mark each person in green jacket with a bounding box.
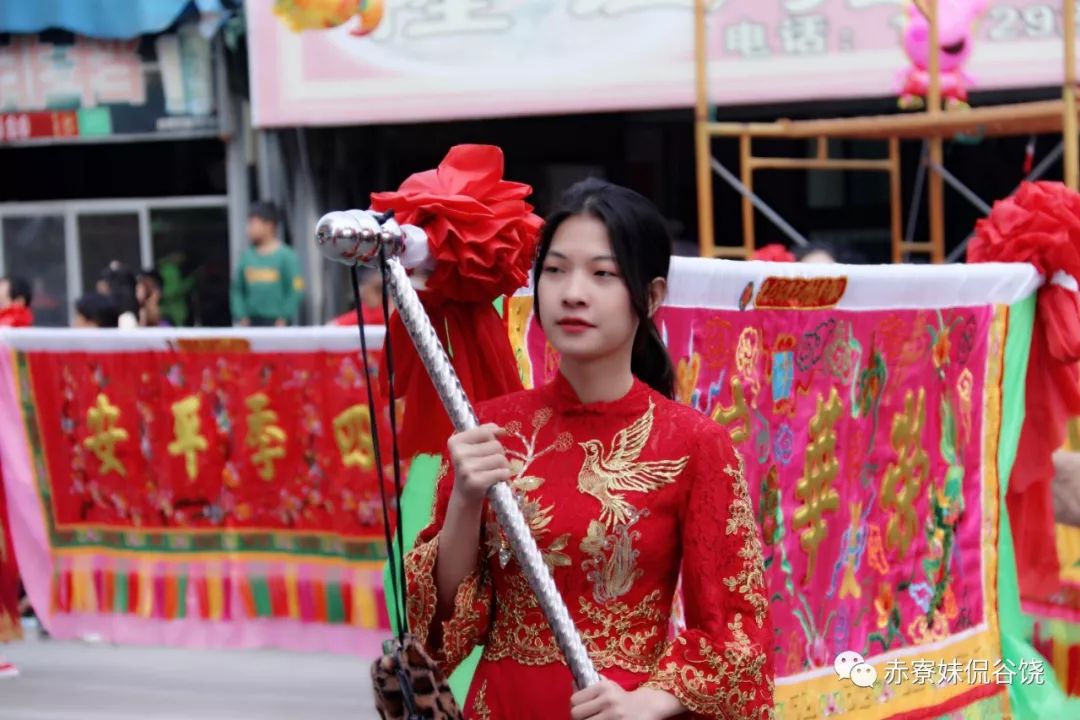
[231,202,304,327]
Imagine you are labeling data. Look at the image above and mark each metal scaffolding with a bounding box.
[693,0,1080,263]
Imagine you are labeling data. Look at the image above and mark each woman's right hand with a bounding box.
[447,423,511,505]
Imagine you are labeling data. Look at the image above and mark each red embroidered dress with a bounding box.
[404,374,774,719]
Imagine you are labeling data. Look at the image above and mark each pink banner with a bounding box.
[250,0,1074,126]
[510,295,1009,718]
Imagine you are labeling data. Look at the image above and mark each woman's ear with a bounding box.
[647,277,667,318]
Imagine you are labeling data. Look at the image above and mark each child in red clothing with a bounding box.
[0,276,33,328]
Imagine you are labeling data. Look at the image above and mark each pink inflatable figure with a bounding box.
[897,0,987,111]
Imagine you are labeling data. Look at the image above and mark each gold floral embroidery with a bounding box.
[471,680,492,720]
[723,454,769,629]
[578,590,668,673]
[441,564,492,670]
[486,408,573,570]
[403,532,491,670]
[403,535,439,647]
[486,469,571,571]
[644,615,773,720]
[484,573,561,666]
[577,399,689,528]
[580,516,645,603]
[484,573,668,672]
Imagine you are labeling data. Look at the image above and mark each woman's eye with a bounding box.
[595,270,617,278]
[542,265,561,274]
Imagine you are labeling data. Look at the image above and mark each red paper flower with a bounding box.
[370,144,542,304]
[751,244,796,263]
[969,181,1080,280]
[369,145,539,458]
[969,180,1080,600]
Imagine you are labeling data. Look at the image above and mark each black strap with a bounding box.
[349,260,408,644]
[377,239,410,632]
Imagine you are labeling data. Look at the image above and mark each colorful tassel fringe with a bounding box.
[51,563,388,629]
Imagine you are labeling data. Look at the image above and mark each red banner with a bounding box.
[27,348,397,539]
[0,111,79,143]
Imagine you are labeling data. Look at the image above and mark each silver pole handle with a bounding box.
[316,211,600,688]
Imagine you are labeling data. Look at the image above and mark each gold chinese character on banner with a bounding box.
[881,388,929,556]
[792,387,842,583]
[711,376,750,443]
[167,395,208,481]
[246,392,286,481]
[333,404,375,470]
[82,395,129,479]
[82,393,129,477]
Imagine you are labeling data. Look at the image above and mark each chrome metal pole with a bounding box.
[315,210,600,689]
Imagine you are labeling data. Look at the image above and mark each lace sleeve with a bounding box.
[403,457,494,673]
[643,431,775,719]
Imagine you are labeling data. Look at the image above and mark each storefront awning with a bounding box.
[0,0,226,39]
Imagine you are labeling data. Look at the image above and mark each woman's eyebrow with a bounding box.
[548,251,615,262]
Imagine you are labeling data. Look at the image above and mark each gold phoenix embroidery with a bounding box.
[581,516,645,604]
[575,399,690,602]
[577,399,689,528]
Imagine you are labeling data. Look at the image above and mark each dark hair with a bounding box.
[532,178,675,398]
[76,293,119,328]
[99,261,139,317]
[2,275,31,306]
[248,201,280,226]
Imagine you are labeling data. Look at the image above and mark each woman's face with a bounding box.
[537,215,639,364]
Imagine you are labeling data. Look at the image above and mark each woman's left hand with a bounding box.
[569,680,679,720]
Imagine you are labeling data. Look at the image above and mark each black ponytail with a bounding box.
[632,316,675,398]
[534,178,676,399]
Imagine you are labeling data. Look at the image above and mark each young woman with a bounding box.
[403,179,774,719]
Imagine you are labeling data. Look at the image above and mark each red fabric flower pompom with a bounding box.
[370,145,541,458]
[969,181,1080,281]
[751,244,796,263]
[371,145,542,304]
[970,181,1080,598]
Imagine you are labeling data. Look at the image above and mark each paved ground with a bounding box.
[1,634,377,720]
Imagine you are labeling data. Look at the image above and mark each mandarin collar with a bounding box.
[543,371,653,416]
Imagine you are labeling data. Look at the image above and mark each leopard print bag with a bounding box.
[371,635,463,720]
